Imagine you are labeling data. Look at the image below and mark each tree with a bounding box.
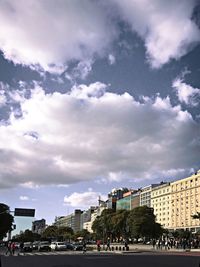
[0,203,14,240]
[127,206,163,240]
[57,226,74,241]
[74,229,90,241]
[92,209,115,240]
[13,229,41,242]
[42,225,58,239]
[111,210,129,241]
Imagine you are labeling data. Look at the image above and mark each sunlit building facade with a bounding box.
[170,170,200,232]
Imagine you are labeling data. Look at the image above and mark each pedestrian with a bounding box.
[97,240,101,251]
[5,241,11,255]
[106,238,111,251]
[19,242,24,255]
[152,239,156,249]
[82,240,87,253]
[11,242,16,255]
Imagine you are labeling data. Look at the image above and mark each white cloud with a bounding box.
[0,82,199,189]
[172,78,200,106]
[0,0,117,73]
[108,54,116,65]
[0,1,198,73]
[64,190,106,208]
[19,195,29,201]
[112,0,200,68]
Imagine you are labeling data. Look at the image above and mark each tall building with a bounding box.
[170,170,200,232]
[32,219,46,234]
[83,200,107,233]
[140,184,160,207]
[151,182,171,229]
[54,210,82,232]
[80,206,97,230]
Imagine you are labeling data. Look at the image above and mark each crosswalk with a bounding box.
[7,251,85,257]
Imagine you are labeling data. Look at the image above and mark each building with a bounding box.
[54,210,82,232]
[151,182,171,229]
[80,206,97,230]
[140,184,160,207]
[83,200,107,233]
[116,190,140,210]
[107,188,129,210]
[32,219,46,234]
[170,170,200,232]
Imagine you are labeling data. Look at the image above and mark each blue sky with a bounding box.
[0,0,200,227]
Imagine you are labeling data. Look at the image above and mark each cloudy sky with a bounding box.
[0,0,200,227]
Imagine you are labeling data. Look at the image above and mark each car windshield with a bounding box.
[57,242,65,245]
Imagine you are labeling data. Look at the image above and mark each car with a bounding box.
[38,241,51,251]
[73,243,83,251]
[65,243,74,250]
[50,242,66,251]
[23,242,33,252]
[32,241,40,250]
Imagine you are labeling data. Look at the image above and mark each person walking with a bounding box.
[82,240,87,253]
[97,240,101,252]
[106,238,111,251]
[5,241,11,256]
[11,242,16,255]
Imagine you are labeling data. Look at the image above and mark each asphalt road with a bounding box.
[1,253,200,267]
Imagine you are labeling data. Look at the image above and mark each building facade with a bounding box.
[151,182,171,229]
[116,190,140,211]
[54,210,82,232]
[32,219,46,234]
[170,171,200,232]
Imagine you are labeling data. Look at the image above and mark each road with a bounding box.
[1,252,200,267]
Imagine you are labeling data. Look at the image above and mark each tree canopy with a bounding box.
[92,206,163,241]
[0,203,14,240]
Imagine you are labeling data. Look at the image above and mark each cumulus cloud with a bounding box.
[0,0,117,73]
[19,195,29,201]
[172,78,200,106]
[0,1,199,73]
[112,0,200,68]
[64,189,106,208]
[0,82,199,189]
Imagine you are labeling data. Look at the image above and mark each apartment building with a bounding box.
[54,209,82,232]
[140,184,160,207]
[170,170,200,232]
[151,182,171,228]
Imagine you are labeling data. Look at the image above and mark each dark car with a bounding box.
[38,241,51,251]
[65,243,74,250]
[73,243,83,251]
[23,242,33,252]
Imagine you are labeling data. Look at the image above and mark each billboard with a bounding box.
[14,208,35,217]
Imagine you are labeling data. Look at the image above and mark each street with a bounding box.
[1,252,200,267]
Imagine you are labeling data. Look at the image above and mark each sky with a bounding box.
[0,0,200,229]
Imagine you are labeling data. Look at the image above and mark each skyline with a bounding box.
[0,0,200,225]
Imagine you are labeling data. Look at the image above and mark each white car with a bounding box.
[50,242,66,251]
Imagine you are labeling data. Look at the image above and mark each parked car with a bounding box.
[65,243,74,250]
[50,242,66,251]
[23,242,33,252]
[32,241,40,250]
[73,243,83,251]
[38,241,51,251]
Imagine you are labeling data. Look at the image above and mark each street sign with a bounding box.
[14,208,35,217]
